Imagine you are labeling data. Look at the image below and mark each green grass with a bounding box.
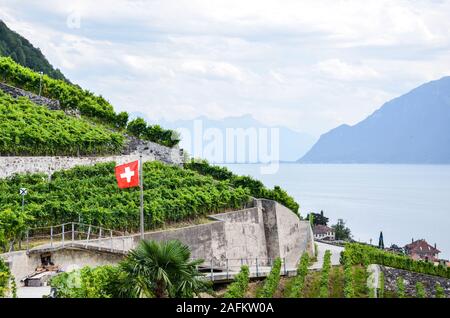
[302,271,322,298]
[329,266,344,298]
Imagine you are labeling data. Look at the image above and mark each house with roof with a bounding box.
[404,239,440,262]
[313,224,335,241]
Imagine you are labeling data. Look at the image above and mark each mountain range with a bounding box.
[299,77,450,163]
[132,113,317,163]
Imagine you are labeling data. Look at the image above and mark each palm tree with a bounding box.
[119,240,209,298]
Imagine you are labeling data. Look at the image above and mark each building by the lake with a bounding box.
[313,225,335,241]
[404,239,440,262]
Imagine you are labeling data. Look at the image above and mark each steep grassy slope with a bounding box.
[0,90,124,155]
[0,161,250,231]
[0,56,125,128]
[0,57,178,148]
[0,20,67,81]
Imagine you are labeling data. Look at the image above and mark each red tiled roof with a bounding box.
[404,239,440,254]
[313,224,334,235]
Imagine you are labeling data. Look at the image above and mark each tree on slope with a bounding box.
[332,219,352,241]
[0,208,33,252]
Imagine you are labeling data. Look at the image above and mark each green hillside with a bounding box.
[0,161,250,232]
[0,90,124,156]
[0,25,300,249]
[0,20,67,81]
[0,57,178,152]
[0,56,127,128]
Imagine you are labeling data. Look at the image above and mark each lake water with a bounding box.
[222,163,450,260]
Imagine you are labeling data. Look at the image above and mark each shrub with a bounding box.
[50,265,123,298]
[415,282,426,298]
[396,277,405,298]
[435,283,445,298]
[10,276,17,298]
[352,265,369,297]
[319,250,332,298]
[258,258,282,298]
[342,250,355,298]
[127,118,147,138]
[224,265,250,298]
[343,243,450,279]
[288,253,310,298]
[0,258,11,297]
[378,271,385,298]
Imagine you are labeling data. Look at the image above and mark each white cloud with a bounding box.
[179,60,248,82]
[0,0,450,136]
[317,59,380,81]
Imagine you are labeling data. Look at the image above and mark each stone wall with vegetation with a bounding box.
[381,266,450,298]
[0,141,184,179]
[0,81,61,109]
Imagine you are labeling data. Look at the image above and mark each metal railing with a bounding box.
[25,222,131,253]
[204,257,287,281]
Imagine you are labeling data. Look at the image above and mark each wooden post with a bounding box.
[85,225,91,248]
[26,230,29,253]
[226,259,229,280]
[62,224,65,247]
[139,154,144,240]
[210,259,213,281]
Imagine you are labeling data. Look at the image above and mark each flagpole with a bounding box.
[139,153,144,240]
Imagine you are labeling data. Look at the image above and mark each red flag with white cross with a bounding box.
[115,160,139,189]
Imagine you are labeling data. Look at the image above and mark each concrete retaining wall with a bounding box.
[0,251,41,284]
[214,207,268,265]
[2,199,314,284]
[260,199,314,267]
[51,249,125,271]
[134,199,313,269]
[0,248,125,285]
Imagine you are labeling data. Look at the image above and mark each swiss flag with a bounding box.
[115,160,140,189]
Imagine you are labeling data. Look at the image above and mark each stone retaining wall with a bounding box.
[0,141,184,179]
[0,81,68,113]
[381,266,450,298]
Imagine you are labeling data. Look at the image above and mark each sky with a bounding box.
[1,0,450,137]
